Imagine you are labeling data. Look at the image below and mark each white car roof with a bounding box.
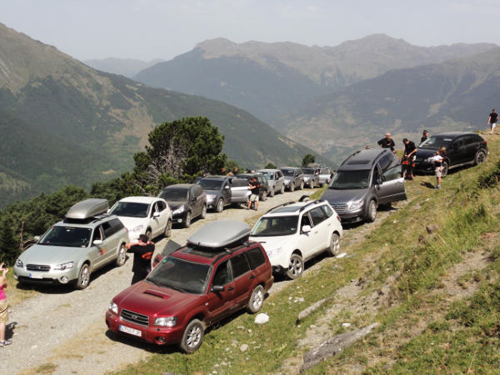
[264,200,325,217]
[118,196,163,204]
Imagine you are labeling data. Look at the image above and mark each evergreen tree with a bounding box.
[302,153,316,167]
[0,217,19,266]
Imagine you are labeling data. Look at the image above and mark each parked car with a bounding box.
[158,184,207,228]
[237,173,271,201]
[109,197,172,241]
[318,167,333,187]
[257,169,285,196]
[321,149,407,223]
[196,175,250,212]
[14,199,130,289]
[105,220,274,353]
[414,132,488,177]
[280,167,304,192]
[301,168,320,188]
[250,200,343,279]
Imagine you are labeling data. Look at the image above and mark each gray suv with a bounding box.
[14,199,130,289]
[196,176,251,212]
[321,149,407,223]
[158,184,207,228]
[257,169,285,196]
[280,167,304,192]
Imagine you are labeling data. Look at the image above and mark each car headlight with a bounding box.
[15,259,23,268]
[348,200,364,211]
[130,225,144,233]
[267,247,283,258]
[109,301,118,314]
[173,206,185,215]
[54,261,74,271]
[207,194,216,200]
[154,317,177,327]
[284,180,290,185]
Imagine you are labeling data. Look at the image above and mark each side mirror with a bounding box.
[34,235,41,241]
[376,178,383,185]
[211,285,225,292]
[301,225,312,233]
[153,212,160,218]
[224,185,230,190]
[93,240,103,246]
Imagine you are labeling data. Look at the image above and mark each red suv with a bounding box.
[105,220,273,353]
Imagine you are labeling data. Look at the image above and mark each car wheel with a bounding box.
[474,150,486,165]
[247,284,265,313]
[164,220,172,238]
[270,188,275,198]
[366,200,377,223]
[280,185,285,194]
[76,264,91,290]
[326,233,341,257]
[319,183,325,188]
[299,181,304,190]
[184,211,192,228]
[200,204,207,219]
[261,191,267,201]
[286,253,304,279]
[289,183,295,192]
[179,319,205,354]
[216,198,224,213]
[145,229,152,240]
[441,161,449,177]
[115,244,127,267]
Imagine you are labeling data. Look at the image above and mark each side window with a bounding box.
[245,247,266,269]
[213,261,232,286]
[320,204,333,218]
[301,213,312,229]
[231,254,251,278]
[309,207,327,226]
[383,165,402,182]
[372,167,381,185]
[156,201,166,212]
[93,226,103,242]
[378,153,394,172]
[454,137,465,149]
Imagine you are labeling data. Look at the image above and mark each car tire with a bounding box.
[289,183,295,192]
[319,183,325,188]
[145,229,152,240]
[280,185,285,194]
[366,200,377,223]
[326,233,341,257]
[75,263,91,290]
[286,253,304,279]
[247,284,265,313]
[115,244,127,267]
[261,191,267,202]
[164,220,172,238]
[441,160,449,177]
[184,211,192,228]
[299,181,304,190]
[179,319,205,354]
[216,198,224,213]
[474,150,486,165]
[270,188,275,198]
[200,204,207,219]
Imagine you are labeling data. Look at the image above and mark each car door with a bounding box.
[298,212,321,260]
[229,253,254,308]
[221,179,232,204]
[450,136,468,166]
[190,185,203,217]
[307,207,330,256]
[151,200,170,238]
[206,261,236,324]
[89,225,110,270]
[276,171,285,192]
[376,165,407,204]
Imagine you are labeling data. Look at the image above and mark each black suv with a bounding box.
[414,132,488,177]
[158,184,207,228]
[321,149,407,223]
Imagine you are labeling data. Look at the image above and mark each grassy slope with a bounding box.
[113,132,500,374]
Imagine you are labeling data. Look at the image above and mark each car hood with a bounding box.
[19,244,88,264]
[415,149,437,159]
[168,202,187,211]
[321,188,368,204]
[116,217,147,230]
[250,234,295,252]
[113,281,202,316]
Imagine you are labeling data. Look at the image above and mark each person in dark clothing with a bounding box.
[402,138,417,180]
[488,109,498,135]
[420,130,429,145]
[377,133,395,153]
[247,177,260,211]
[126,234,155,284]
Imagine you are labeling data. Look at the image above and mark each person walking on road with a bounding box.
[488,109,498,135]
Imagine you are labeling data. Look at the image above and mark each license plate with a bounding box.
[119,325,142,337]
[29,273,44,279]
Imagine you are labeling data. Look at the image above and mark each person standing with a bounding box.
[247,177,260,211]
[431,147,447,190]
[488,109,498,135]
[377,133,396,153]
[125,235,155,285]
[420,130,429,145]
[402,138,417,180]
[0,263,12,347]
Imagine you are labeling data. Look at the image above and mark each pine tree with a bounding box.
[0,217,19,266]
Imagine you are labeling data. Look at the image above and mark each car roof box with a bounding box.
[66,199,109,220]
[188,220,250,248]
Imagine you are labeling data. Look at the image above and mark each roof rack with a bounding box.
[298,200,323,212]
[265,201,296,214]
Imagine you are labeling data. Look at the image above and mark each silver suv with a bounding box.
[14,199,130,289]
[196,176,251,212]
[280,167,304,192]
[257,169,285,196]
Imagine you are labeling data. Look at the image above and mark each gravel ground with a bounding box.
[1,188,319,375]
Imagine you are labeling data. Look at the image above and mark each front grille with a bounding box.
[331,204,348,214]
[121,309,149,326]
[26,264,51,272]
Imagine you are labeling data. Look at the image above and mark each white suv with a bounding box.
[109,197,172,241]
[250,200,343,279]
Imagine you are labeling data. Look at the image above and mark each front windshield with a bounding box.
[159,188,188,202]
[110,202,149,218]
[419,137,452,150]
[330,170,371,189]
[39,226,92,248]
[281,169,296,176]
[302,168,315,175]
[147,257,211,294]
[251,216,298,236]
[259,171,273,179]
[197,179,224,190]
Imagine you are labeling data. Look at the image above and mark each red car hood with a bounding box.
[113,281,203,317]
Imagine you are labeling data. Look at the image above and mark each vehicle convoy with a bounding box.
[196,175,250,212]
[280,167,304,192]
[250,200,343,279]
[321,149,407,223]
[158,184,207,228]
[257,169,285,196]
[106,220,274,353]
[14,199,129,289]
[237,173,271,201]
[108,196,172,241]
[414,132,488,177]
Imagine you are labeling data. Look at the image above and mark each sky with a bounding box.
[1,0,499,62]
